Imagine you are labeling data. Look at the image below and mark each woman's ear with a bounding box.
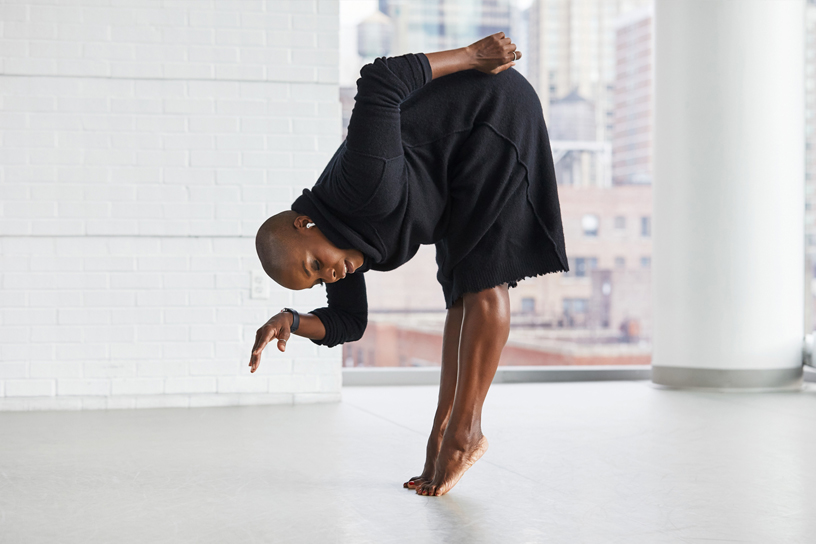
[293,215,314,230]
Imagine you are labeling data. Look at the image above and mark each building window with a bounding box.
[615,256,625,269]
[574,257,598,277]
[582,214,599,236]
[641,256,651,268]
[521,297,536,314]
[563,298,589,314]
[641,216,651,237]
[614,215,626,229]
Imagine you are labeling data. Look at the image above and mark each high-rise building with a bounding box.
[380,0,514,54]
[611,6,652,185]
[525,0,651,133]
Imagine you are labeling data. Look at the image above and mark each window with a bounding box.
[339,0,656,367]
[574,257,598,277]
[582,214,599,236]
[563,298,589,314]
[641,216,651,237]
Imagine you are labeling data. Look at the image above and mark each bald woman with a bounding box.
[251,33,569,496]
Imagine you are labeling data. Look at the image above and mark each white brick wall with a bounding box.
[0,0,342,410]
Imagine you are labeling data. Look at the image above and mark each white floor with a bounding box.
[2,381,816,543]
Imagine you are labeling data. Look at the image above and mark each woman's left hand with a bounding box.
[467,32,521,75]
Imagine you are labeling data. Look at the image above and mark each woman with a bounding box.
[250,33,569,497]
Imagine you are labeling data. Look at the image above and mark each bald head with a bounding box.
[256,210,366,291]
[255,210,301,286]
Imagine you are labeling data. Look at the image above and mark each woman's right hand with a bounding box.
[249,312,294,373]
[467,32,520,75]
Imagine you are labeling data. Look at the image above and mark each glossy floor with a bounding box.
[2,381,816,543]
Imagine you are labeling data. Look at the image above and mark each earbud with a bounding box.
[306,223,315,229]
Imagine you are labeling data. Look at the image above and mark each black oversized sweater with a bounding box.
[292,53,569,347]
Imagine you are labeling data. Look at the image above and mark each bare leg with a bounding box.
[417,284,510,496]
[404,298,464,489]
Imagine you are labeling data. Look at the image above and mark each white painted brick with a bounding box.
[55,343,108,361]
[137,361,188,377]
[164,308,215,324]
[240,117,290,134]
[217,376,268,394]
[190,150,240,167]
[190,10,240,28]
[188,116,239,133]
[76,325,134,343]
[30,363,82,379]
[83,362,136,378]
[111,378,163,396]
[215,99,266,115]
[163,99,215,114]
[132,44,187,62]
[190,324,242,342]
[162,342,213,360]
[162,62,214,79]
[240,12,290,29]
[216,134,265,150]
[164,377,216,394]
[0,363,29,379]
[216,28,265,46]
[317,1,338,16]
[188,360,240,376]
[110,343,161,360]
[5,380,55,397]
[1,0,342,411]
[58,379,110,396]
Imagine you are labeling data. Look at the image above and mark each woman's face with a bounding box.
[277,216,365,290]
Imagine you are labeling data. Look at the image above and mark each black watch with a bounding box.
[281,307,299,333]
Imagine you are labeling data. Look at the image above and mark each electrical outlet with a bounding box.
[251,270,270,299]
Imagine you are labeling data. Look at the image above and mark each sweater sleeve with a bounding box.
[308,272,368,348]
[345,52,433,160]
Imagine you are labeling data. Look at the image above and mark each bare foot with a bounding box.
[403,429,444,489]
[416,434,489,496]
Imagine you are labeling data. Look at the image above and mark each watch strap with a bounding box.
[281,307,299,333]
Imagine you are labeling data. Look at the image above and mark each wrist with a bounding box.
[280,307,300,333]
[461,46,476,69]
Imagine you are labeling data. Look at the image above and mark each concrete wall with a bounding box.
[0,0,342,410]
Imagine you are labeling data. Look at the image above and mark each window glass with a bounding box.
[339,0,656,368]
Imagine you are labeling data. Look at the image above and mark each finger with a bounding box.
[251,327,263,354]
[277,328,291,352]
[250,327,277,371]
[494,31,504,39]
[253,326,277,356]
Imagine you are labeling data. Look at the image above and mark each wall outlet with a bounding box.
[251,270,270,299]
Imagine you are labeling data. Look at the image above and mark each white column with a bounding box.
[652,0,805,389]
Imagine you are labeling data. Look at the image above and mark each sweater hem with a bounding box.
[444,249,568,309]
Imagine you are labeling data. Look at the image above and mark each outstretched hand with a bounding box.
[249,312,294,373]
[468,32,520,75]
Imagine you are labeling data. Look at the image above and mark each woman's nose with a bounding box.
[329,268,337,281]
